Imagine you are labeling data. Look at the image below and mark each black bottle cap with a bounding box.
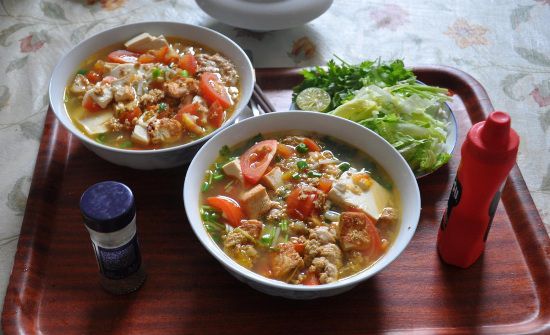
[80,181,136,233]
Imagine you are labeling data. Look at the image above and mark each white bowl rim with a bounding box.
[184,110,421,292]
[48,20,255,155]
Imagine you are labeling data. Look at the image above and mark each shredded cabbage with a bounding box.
[329,84,452,175]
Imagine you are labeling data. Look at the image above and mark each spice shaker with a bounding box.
[437,111,519,268]
[80,181,146,294]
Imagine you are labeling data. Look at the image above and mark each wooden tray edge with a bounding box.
[3,65,550,334]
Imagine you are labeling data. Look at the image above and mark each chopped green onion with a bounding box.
[152,68,162,79]
[297,160,308,170]
[201,181,210,192]
[296,143,309,153]
[77,69,88,75]
[180,69,189,77]
[219,145,231,157]
[119,140,133,149]
[291,172,300,180]
[338,162,351,172]
[307,171,322,178]
[260,226,276,246]
[213,173,224,181]
[158,102,167,111]
[210,211,220,221]
[279,219,289,232]
[95,133,106,143]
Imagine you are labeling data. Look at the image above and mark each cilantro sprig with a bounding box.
[293,58,415,110]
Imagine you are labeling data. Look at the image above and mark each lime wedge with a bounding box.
[296,87,331,112]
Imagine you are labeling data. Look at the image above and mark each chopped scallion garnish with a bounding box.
[296,143,309,153]
[219,145,231,157]
[119,140,133,148]
[152,68,161,79]
[338,162,351,172]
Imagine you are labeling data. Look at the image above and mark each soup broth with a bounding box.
[200,132,400,285]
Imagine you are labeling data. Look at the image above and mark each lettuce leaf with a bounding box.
[332,84,452,175]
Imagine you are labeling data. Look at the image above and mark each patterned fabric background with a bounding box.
[0,0,549,318]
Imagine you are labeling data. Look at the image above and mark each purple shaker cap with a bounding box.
[80,181,136,233]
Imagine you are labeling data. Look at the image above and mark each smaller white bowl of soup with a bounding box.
[184,111,420,299]
[49,22,254,169]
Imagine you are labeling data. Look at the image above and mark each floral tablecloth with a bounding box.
[1,0,549,321]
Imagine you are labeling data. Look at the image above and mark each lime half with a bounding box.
[296,87,331,112]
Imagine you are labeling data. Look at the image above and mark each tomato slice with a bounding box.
[107,50,140,63]
[177,103,199,116]
[138,53,156,64]
[240,140,278,185]
[82,95,101,112]
[317,178,333,193]
[179,54,197,76]
[303,138,321,151]
[119,107,141,124]
[276,143,295,159]
[361,216,383,260]
[86,70,102,84]
[286,187,317,220]
[177,112,205,135]
[302,271,320,285]
[199,72,232,108]
[206,196,243,227]
[208,100,225,128]
[292,242,305,255]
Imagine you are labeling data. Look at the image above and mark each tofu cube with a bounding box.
[261,166,284,190]
[124,33,169,53]
[240,184,272,219]
[131,123,149,145]
[222,158,243,183]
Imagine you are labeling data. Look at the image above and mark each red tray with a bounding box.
[3,66,549,334]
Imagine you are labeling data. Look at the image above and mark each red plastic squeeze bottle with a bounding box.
[437,111,519,268]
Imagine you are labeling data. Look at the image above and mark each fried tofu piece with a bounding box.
[338,212,376,252]
[261,166,284,190]
[239,219,263,239]
[271,243,304,281]
[223,228,258,269]
[377,207,397,226]
[240,184,272,219]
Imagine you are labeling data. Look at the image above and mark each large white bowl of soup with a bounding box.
[49,21,254,169]
[184,111,420,299]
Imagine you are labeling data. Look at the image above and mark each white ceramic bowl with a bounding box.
[183,111,421,299]
[196,0,333,31]
[49,21,254,169]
